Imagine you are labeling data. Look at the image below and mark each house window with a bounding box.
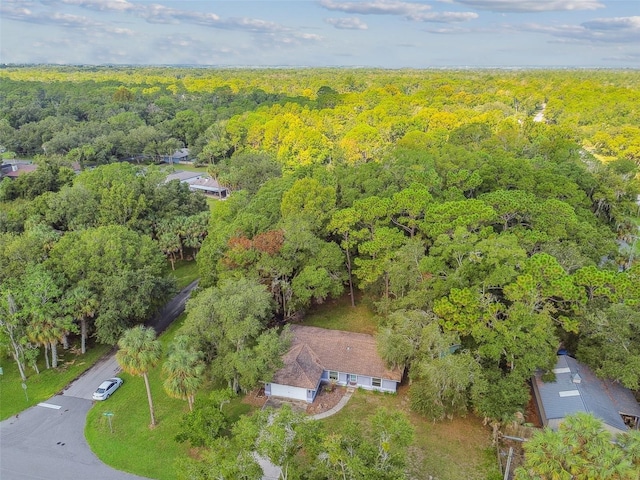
[372,378,382,388]
[329,371,338,381]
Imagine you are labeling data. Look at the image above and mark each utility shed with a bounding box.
[532,354,640,435]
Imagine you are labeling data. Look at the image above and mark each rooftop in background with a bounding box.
[161,148,191,164]
[164,170,228,199]
[1,161,37,178]
[165,170,202,183]
[532,354,640,434]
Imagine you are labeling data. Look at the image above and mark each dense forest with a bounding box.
[1,66,640,477]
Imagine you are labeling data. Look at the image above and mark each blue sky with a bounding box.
[1,0,639,68]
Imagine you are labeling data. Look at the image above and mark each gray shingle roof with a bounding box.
[165,170,201,183]
[534,355,640,432]
[188,177,227,193]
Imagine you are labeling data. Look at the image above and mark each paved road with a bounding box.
[0,280,199,480]
[61,280,199,400]
[148,279,199,334]
[0,395,149,480]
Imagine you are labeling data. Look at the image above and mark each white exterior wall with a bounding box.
[268,383,308,402]
[381,379,397,392]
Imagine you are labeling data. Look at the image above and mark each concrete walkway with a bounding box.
[310,389,354,420]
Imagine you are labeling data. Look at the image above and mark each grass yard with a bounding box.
[165,259,200,290]
[300,293,379,335]
[85,370,191,479]
[0,343,112,421]
[85,313,255,480]
[86,314,189,479]
[205,195,222,210]
[321,387,500,480]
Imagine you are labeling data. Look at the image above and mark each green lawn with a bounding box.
[300,294,379,335]
[86,314,189,479]
[85,314,255,480]
[205,196,222,210]
[2,289,497,480]
[165,259,200,290]
[301,296,500,479]
[0,342,112,421]
[321,388,500,480]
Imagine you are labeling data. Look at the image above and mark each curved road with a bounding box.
[0,280,199,480]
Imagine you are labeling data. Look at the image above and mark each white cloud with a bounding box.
[325,17,368,29]
[409,11,478,22]
[102,26,135,35]
[426,26,474,33]
[223,17,286,33]
[0,4,102,28]
[443,0,604,13]
[582,16,640,31]
[262,31,323,47]
[319,0,432,16]
[520,16,640,44]
[56,0,136,12]
[139,4,221,26]
[319,0,476,24]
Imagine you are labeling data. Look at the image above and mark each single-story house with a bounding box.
[532,354,640,435]
[161,148,191,164]
[1,161,37,179]
[164,171,229,199]
[265,325,404,403]
[187,177,228,199]
[165,170,202,183]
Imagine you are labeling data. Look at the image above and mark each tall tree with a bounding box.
[255,404,323,480]
[65,284,99,354]
[21,264,71,368]
[162,335,205,411]
[515,413,638,480]
[0,289,28,381]
[182,277,282,393]
[116,326,162,427]
[328,207,364,307]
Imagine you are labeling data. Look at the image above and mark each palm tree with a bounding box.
[66,285,99,354]
[116,326,162,427]
[157,231,180,270]
[162,336,205,411]
[26,317,57,370]
[514,413,637,479]
[183,212,209,256]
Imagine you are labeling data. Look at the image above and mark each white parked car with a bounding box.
[92,377,123,401]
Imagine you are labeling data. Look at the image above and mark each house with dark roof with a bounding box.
[1,161,37,179]
[532,354,640,435]
[265,325,404,403]
[161,148,191,164]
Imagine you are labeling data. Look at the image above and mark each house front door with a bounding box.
[347,374,357,386]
